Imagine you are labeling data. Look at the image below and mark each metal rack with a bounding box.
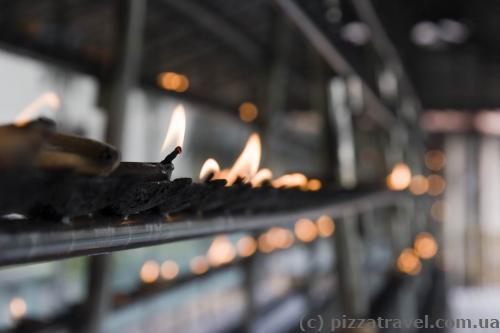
[0,189,408,267]
[0,1,431,333]
[0,189,416,333]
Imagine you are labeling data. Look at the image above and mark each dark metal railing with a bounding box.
[0,189,408,267]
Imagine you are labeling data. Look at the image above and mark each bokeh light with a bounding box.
[9,297,27,320]
[239,102,258,122]
[397,248,422,276]
[427,174,446,196]
[307,179,322,191]
[316,215,335,238]
[294,218,318,243]
[190,256,209,275]
[414,232,438,259]
[425,150,445,171]
[430,200,445,222]
[236,236,257,257]
[140,260,160,284]
[409,175,429,195]
[386,163,412,191]
[158,72,190,93]
[161,260,179,280]
[207,235,236,267]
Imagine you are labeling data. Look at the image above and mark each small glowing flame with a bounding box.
[161,104,186,155]
[158,72,190,93]
[294,218,318,243]
[190,256,209,275]
[307,179,322,191]
[218,168,230,180]
[161,260,179,280]
[397,248,421,275]
[425,150,445,171]
[9,297,27,320]
[258,233,274,253]
[386,163,412,191]
[236,236,257,257]
[409,175,429,195]
[267,227,294,249]
[226,133,261,185]
[199,158,221,181]
[316,215,335,237]
[140,260,160,284]
[251,168,273,187]
[414,232,438,259]
[427,174,446,196]
[430,200,445,222]
[272,173,308,189]
[15,92,60,127]
[207,235,236,267]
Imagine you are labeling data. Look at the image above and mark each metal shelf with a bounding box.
[0,189,409,267]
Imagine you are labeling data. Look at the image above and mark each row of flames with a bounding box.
[140,215,336,284]
[12,93,322,189]
[13,93,447,195]
[163,104,322,190]
[139,217,437,283]
[397,232,438,276]
[14,94,440,286]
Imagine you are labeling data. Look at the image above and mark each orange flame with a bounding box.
[195,133,322,191]
[226,133,261,185]
[161,104,186,155]
[414,232,438,260]
[199,158,221,181]
[9,297,27,320]
[267,227,294,249]
[251,168,273,187]
[272,173,308,189]
[236,236,257,257]
[294,218,318,243]
[386,163,412,191]
[207,235,236,267]
[218,168,230,180]
[15,92,60,127]
[397,248,421,275]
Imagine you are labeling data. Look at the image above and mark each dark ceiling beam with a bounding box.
[272,0,398,130]
[0,40,101,76]
[351,0,422,113]
[160,0,263,65]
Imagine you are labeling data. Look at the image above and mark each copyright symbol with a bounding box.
[300,314,324,332]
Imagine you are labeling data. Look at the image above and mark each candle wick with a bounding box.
[161,146,182,164]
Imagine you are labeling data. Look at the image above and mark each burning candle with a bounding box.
[106,104,187,216]
[226,133,261,185]
[195,132,321,192]
[14,92,60,127]
[0,92,59,169]
[111,104,186,180]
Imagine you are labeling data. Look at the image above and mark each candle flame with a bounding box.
[161,104,186,155]
[414,232,438,260]
[218,168,230,180]
[226,133,261,185]
[386,163,412,191]
[15,92,60,127]
[199,158,220,181]
[272,173,308,189]
[207,235,236,267]
[194,133,321,191]
[250,168,273,187]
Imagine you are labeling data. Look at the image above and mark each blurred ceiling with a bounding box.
[372,0,500,109]
[0,0,325,112]
[0,0,499,113]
